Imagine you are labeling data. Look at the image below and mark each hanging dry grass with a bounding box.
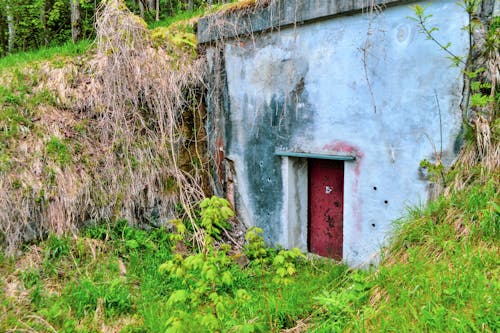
[0,0,209,252]
[85,0,207,221]
[85,0,209,244]
[439,10,500,195]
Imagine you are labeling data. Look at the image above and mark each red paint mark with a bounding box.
[323,141,364,235]
[215,135,224,184]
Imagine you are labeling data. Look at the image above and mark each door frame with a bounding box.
[276,151,355,259]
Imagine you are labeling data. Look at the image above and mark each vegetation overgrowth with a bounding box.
[0,0,498,332]
[0,172,497,331]
[0,203,355,332]
[0,0,209,252]
[0,0,220,56]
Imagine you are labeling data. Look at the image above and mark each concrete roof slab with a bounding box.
[197,0,415,44]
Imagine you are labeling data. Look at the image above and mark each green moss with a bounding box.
[150,26,197,59]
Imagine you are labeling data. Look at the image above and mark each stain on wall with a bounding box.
[324,141,364,235]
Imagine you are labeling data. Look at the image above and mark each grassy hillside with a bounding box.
[0,166,497,332]
[0,1,209,252]
[345,175,499,332]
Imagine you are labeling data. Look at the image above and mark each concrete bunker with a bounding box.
[199,0,469,266]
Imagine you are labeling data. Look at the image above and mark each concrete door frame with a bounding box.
[279,153,354,258]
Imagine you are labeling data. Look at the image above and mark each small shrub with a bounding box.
[199,196,234,240]
[158,197,257,332]
[244,227,269,264]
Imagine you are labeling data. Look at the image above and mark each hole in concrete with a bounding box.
[371,223,376,227]
[373,186,377,190]
[384,200,388,204]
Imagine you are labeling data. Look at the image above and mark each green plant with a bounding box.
[409,3,471,66]
[244,227,269,264]
[67,278,100,318]
[44,234,70,261]
[410,1,497,122]
[159,246,247,332]
[45,136,71,167]
[102,278,133,317]
[157,198,269,332]
[242,226,307,330]
[20,269,41,289]
[121,223,158,252]
[314,271,371,331]
[272,247,305,285]
[199,196,234,240]
[159,241,242,330]
[66,276,132,319]
[420,158,445,184]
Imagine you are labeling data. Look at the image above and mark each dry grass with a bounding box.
[0,0,209,252]
[83,0,208,241]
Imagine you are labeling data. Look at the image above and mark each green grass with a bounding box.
[345,177,499,332]
[0,39,91,70]
[0,172,498,332]
[148,8,207,30]
[0,220,351,332]
[46,136,71,167]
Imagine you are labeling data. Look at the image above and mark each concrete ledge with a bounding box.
[275,151,356,161]
[197,0,413,44]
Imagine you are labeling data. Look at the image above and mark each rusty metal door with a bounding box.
[308,159,344,259]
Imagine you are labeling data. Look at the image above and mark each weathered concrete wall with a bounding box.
[198,0,408,44]
[201,0,469,266]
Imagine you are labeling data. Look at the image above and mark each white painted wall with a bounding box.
[221,0,468,266]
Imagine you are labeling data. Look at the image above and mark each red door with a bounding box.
[308,159,344,259]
